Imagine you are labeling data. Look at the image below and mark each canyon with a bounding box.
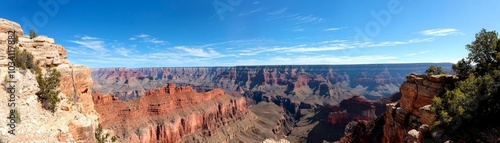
[91,64,452,142]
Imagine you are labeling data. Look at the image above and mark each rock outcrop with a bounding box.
[381,73,457,143]
[93,83,287,142]
[0,18,98,142]
[0,18,23,37]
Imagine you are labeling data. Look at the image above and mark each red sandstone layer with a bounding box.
[93,83,248,143]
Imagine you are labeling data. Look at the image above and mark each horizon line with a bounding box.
[88,62,454,69]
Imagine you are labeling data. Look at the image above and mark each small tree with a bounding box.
[452,58,473,78]
[426,65,436,75]
[29,29,37,39]
[436,66,447,74]
[95,123,116,143]
[36,68,61,112]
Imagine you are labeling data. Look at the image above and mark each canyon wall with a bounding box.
[92,64,452,102]
[337,73,458,143]
[0,18,99,142]
[93,83,289,143]
[381,73,457,143]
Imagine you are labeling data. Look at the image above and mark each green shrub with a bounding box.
[426,65,447,75]
[425,65,436,75]
[36,67,61,113]
[95,123,116,143]
[29,29,37,39]
[432,29,500,141]
[12,46,40,73]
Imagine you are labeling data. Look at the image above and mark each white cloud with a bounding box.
[419,28,462,37]
[67,33,441,67]
[238,47,291,56]
[175,46,222,58]
[144,38,167,45]
[365,38,435,47]
[68,36,107,52]
[323,27,345,31]
[290,15,324,24]
[267,8,287,15]
[405,50,434,56]
[114,47,133,57]
[137,34,149,38]
[129,34,167,45]
[235,38,433,54]
[232,55,397,66]
[81,36,98,40]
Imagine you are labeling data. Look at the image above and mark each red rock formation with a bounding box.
[338,120,371,143]
[381,74,458,143]
[93,83,249,143]
[58,64,94,115]
[324,96,382,127]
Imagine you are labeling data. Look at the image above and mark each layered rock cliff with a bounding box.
[93,83,289,142]
[381,73,457,143]
[91,64,452,102]
[338,73,458,143]
[0,18,99,142]
[303,93,400,142]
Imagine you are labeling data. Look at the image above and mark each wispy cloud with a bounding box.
[67,32,439,68]
[137,34,149,38]
[236,38,434,54]
[230,55,397,66]
[81,35,98,40]
[285,46,348,52]
[68,36,107,52]
[129,34,168,45]
[267,8,287,15]
[114,47,134,57]
[174,46,223,58]
[419,28,462,37]
[290,15,324,24]
[364,38,434,47]
[405,50,434,56]
[323,27,346,31]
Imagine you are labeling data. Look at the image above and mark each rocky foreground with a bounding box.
[0,18,98,142]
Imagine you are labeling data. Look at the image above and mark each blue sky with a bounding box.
[1,0,499,68]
